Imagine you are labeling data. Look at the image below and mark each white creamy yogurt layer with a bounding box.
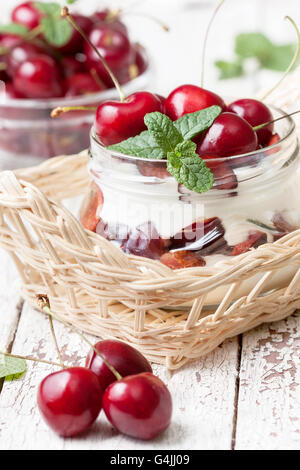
[94,154,300,248]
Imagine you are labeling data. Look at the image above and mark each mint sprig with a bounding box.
[167,141,214,193]
[107,107,220,194]
[0,354,27,380]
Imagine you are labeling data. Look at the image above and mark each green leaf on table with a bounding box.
[260,43,296,71]
[167,141,214,194]
[66,0,78,4]
[108,131,165,159]
[41,16,72,46]
[235,32,273,61]
[144,112,183,153]
[174,106,222,140]
[215,60,244,80]
[0,23,29,36]
[34,2,61,16]
[0,354,27,380]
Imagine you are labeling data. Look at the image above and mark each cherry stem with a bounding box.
[51,106,97,118]
[0,351,62,368]
[121,11,169,32]
[48,315,65,369]
[253,109,300,131]
[61,6,126,102]
[261,16,300,102]
[201,0,225,88]
[37,295,123,381]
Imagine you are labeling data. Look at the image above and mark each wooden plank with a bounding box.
[0,301,239,450]
[235,314,300,450]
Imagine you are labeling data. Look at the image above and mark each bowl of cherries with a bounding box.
[0,1,152,168]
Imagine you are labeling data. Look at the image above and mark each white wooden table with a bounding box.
[1,0,300,451]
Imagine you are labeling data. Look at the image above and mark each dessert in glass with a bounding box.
[81,108,300,274]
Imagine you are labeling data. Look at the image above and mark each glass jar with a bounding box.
[80,106,300,276]
[0,48,152,169]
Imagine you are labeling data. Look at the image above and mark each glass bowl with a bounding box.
[0,49,153,169]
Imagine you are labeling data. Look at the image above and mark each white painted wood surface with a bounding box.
[1,0,300,450]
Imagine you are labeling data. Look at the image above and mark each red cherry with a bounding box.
[11,2,42,30]
[230,231,267,256]
[95,91,162,145]
[56,14,94,54]
[64,73,104,97]
[6,42,45,77]
[14,54,64,99]
[86,340,152,390]
[37,367,104,437]
[121,221,165,259]
[102,372,172,440]
[160,250,206,269]
[84,25,131,86]
[164,84,226,121]
[197,112,258,158]
[61,55,85,78]
[228,99,274,147]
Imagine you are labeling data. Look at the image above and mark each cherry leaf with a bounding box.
[0,354,27,379]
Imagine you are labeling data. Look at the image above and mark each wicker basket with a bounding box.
[1,72,300,369]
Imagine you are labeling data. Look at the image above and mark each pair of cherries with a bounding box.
[2,2,145,99]
[37,339,172,440]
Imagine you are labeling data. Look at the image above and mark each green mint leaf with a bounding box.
[174,106,222,140]
[167,141,214,194]
[0,23,29,36]
[215,60,244,80]
[41,16,72,46]
[260,44,296,71]
[34,2,61,16]
[235,32,273,60]
[0,354,27,380]
[66,0,78,4]
[108,131,165,159]
[144,112,183,153]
